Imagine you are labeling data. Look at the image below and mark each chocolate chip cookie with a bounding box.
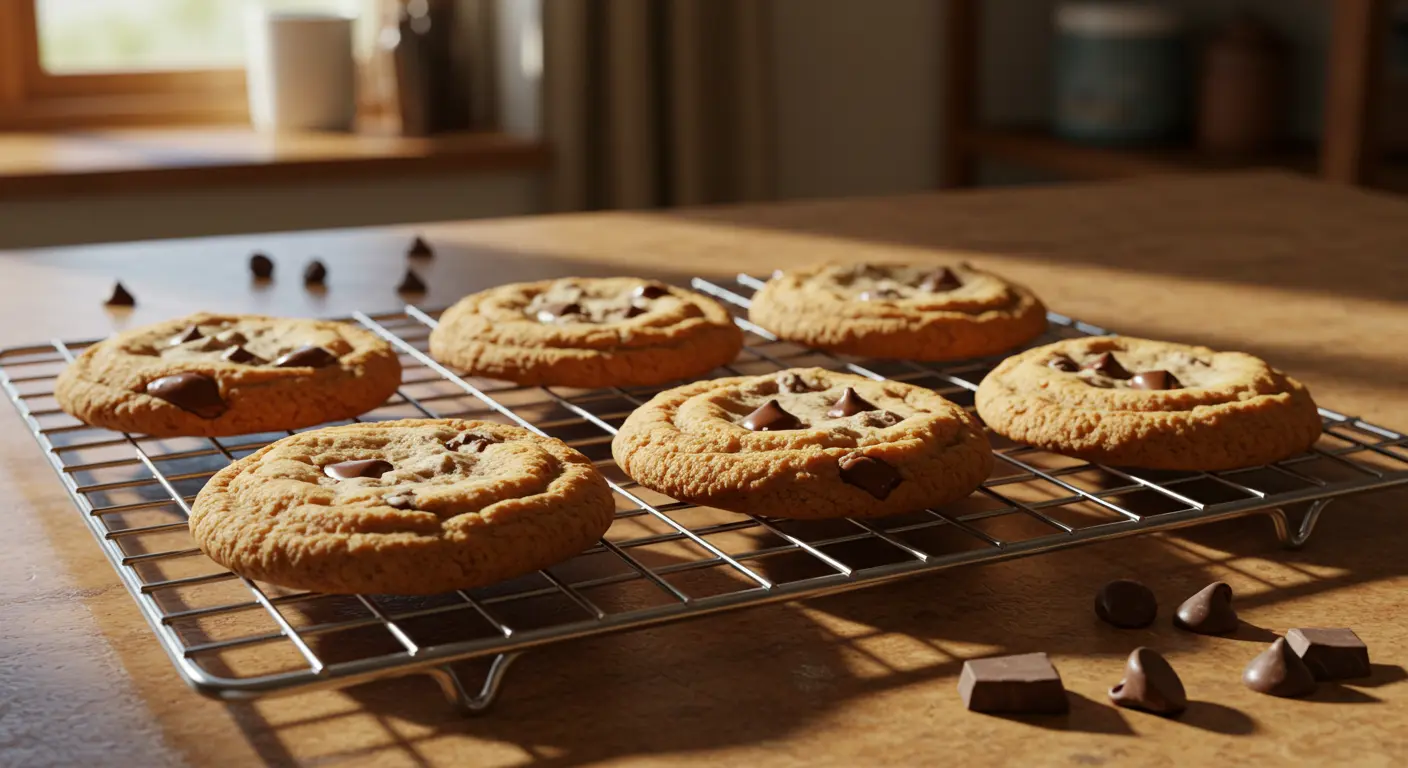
[976,336,1322,470]
[611,368,993,519]
[428,277,744,388]
[56,312,401,437]
[191,419,614,594]
[749,262,1048,360]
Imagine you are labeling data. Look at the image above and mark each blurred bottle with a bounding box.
[1197,17,1287,154]
[382,0,459,136]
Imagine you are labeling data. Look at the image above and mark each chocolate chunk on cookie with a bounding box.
[190,419,615,595]
[611,367,992,519]
[976,336,1321,470]
[429,277,744,388]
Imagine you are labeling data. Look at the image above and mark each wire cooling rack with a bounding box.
[3,273,1407,714]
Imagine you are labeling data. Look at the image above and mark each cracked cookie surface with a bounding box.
[55,312,401,437]
[749,262,1048,360]
[190,419,615,594]
[611,367,993,519]
[428,277,744,387]
[975,336,1322,470]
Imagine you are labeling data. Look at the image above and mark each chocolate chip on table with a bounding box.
[1094,579,1158,629]
[741,399,804,431]
[1286,628,1371,680]
[827,387,880,418]
[838,454,903,499]
[536,301,584,323]
[397,269,427,294]
[1048,356,1080,372]
[385,493,418,510]
[169,325,203,345]
[918,267,962,292]
[220,345,265,364]
[408,235,433,258]
[1083,352,1131,379]
[958,652,1069,714]
[273,345,339,368]
[1244,637,1318,698]
[323,459,394,480]
[303,259,328,285]
[1130,369,1181,390]
[445,432,495,453]
[249,252,274,279]
[634,282,669,300]
[105,282,136,307]
[145,373,226,419]
[1173,581,1239,635]
[1109,647,1187,716]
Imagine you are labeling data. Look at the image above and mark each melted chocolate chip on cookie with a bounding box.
[1083,352,1131,379]
[838,454,902,499]
[634,282,669,300]
[273,345,339,368]
[324,459,394,480]
[918,267,962,292]
[827,387,880,418]
[858,287,902,301]
[221,345,265,364]
[536,301,584,324]
[741,400,804,431]
[1130,370,1181,390]
[169,325,203,345]
[776,371,814,393]
[385,493,418,510]
[446,432,496,453]
[145,373,227,419]
[1048,356,1080,372]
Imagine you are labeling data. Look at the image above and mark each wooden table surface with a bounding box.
[3,171,1407,767]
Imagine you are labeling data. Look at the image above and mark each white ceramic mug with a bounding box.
[245,10,357,132]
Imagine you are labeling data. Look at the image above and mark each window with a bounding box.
[0,0,376,130]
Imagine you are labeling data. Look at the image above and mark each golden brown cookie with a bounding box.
[976,336,1322,470]
[749,262,1048,360]
[55,312,401,437]
[428,277,744,388]
[190,419,615,595]
[611,368,993,519]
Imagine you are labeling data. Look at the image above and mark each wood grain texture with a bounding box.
[1,171,1406,766]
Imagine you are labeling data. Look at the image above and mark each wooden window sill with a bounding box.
[0,126,551,201]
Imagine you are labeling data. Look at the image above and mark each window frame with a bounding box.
[0,1,248,129]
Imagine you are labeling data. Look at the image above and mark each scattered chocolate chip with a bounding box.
[1174,582,1239,635]
[536,301,583,323]
[827,387,880,418]
[145,373,226,419]
[169,325,203,345]
[1244,638,1318,698]
[858,287,902,301]
[1094,579,1158,629]
[397,269,427,294]
[1286,628,1371,681]
[741,399,804,431]
[958,652,1069,714]
[1048,356,1080,372]
[323,459,394,480]
[249,252,274,279]
[634,282,669,300]
[408,235,433,258]
[385,493,418,510]
[838,454,903,500]
[273,345,338,368]
[303,260,327,285]
[1083,352,1131,379]
[445,432,495,453]
[1130,370,1181,390]
[105,282,136,307]
[919,267,962,292]
[1109,647,1187,716]
[221,345,265,364]
[776,371,812,393]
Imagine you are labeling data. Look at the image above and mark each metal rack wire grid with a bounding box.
[3,273,1407,713]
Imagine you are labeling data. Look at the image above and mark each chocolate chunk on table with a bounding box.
[397,269,427,294]
[1109,647,1187,716]
[408,236,433,258]
[105,282,136,307]
[1244,638,1318,698]
[1094,579,1158,628]
[303,259,328,285]
[1174,581,1239,635]
[1286,628,1371,681]
[249,252,274,279]
[959,652,1069,714]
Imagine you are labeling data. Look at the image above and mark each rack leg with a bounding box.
[425,652,523,715]
[1266,499,1331,550]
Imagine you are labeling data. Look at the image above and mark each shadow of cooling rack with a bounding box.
[1,273,1406,714]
